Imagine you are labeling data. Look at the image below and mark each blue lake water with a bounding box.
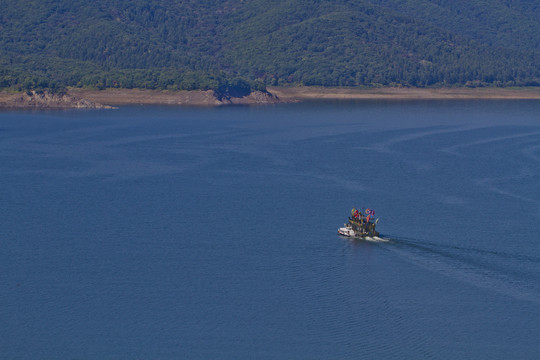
[1,100,539,359]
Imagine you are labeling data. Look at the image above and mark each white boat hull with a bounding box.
[338,227,355,237]
[338,227,389,242]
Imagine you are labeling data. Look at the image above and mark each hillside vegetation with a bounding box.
[1,0,538,93]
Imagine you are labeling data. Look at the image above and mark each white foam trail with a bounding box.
[357,126,481,154]
[475,177,538,204]
[441,130,540,156]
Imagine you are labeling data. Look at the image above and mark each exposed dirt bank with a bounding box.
[268,86,540,100]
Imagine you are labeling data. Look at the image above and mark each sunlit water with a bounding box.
[1,100,539,359]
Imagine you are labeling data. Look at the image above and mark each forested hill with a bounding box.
[1,0,538,93]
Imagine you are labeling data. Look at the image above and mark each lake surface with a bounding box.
[1,100,539,359]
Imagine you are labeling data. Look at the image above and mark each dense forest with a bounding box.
[1,0,538,93]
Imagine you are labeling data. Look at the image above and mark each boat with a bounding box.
[338,207,380,238]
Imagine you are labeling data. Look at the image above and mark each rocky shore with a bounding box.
[68,88,282,107]
[0,90,113,109]
[0,88,282,109]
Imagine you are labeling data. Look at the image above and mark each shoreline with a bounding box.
[1,87,539,109]
[267,86,540,100]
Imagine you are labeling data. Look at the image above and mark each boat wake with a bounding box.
[363,236,390,242]
[380,234,540,304]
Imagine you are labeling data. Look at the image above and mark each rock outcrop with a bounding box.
[218,90,283,105]
[0,90,111,109]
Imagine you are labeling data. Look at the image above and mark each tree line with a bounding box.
[0,0,538,93]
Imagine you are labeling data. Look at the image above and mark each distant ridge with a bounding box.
[1,0,538,93]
